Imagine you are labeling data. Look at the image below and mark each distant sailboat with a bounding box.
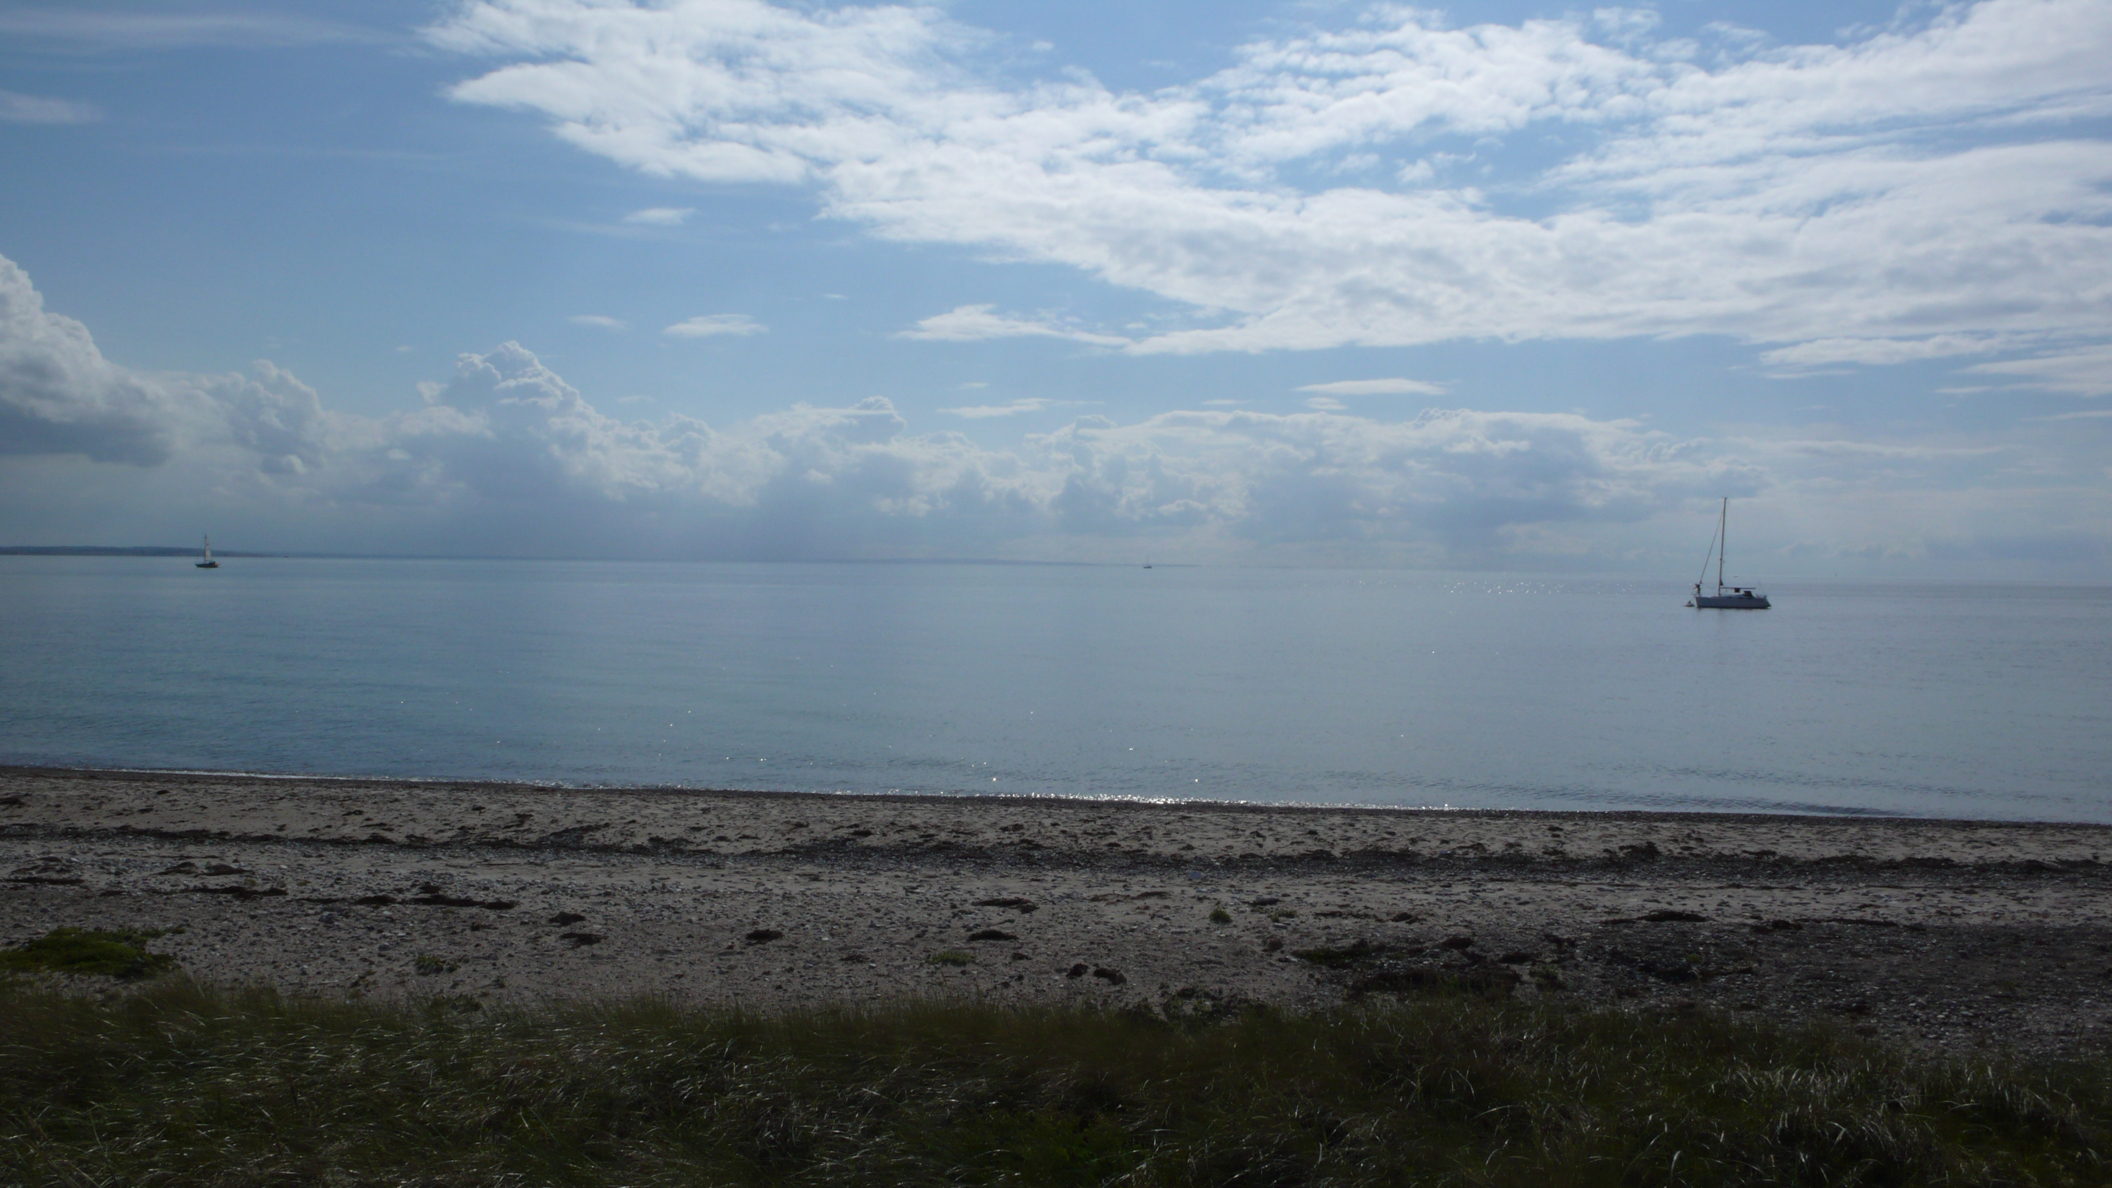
[195,535,219,569]
[1689,499,1766,609]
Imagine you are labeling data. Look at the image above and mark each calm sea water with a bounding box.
[1,557,2107,821]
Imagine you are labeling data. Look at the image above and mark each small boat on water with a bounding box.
[1689,499,1767,609]
[195,535,219,569]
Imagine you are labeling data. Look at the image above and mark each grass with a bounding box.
[0,977,2106,1186]
[0,927,177,980]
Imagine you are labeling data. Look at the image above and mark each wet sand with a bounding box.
[5,767,2110,1057]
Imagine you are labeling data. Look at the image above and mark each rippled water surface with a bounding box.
[2,557,2107,820]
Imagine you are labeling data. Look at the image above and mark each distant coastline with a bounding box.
[0,546,282,558]
[0,547,1124,565]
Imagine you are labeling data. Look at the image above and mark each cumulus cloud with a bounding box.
[1298,378,1447,397]
[663,313,766,337]
[6,250,2105,571]
[0,90,99,124]
[0,255,197,464]
[429,0,2112,368]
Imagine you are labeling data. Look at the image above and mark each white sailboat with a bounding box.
[1689,499,1766,609]
[195,535,219,569]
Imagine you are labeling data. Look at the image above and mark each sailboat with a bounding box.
[1689,499,1767,609]
[195,535,219,569]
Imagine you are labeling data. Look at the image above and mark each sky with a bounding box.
[1,0,2108,576]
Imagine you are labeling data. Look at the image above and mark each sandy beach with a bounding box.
[5,766,2110,1057]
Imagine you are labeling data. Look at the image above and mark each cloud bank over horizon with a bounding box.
[429,0,2112,388]
[3,251,2104,574]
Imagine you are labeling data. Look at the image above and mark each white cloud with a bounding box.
[623,206,693,225]
[1757,337,2019,368]
[1963,346,2112,396]
[0,254,203,465]
[1297,378,1447,397]
[5,250,2106,572]
[939,398,1053,418]
[663,313,766,338]
[897,305,1129,346]
[0,90,99,124]
[430,0,2112,370]
[569,314,626,330]
[1302,396,1345,411]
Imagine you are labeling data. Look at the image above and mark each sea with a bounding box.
[2,556,2107,822]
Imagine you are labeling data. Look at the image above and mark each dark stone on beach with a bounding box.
[1752,919,1802,933]
[560,932,603,948]
[353,894,397,906]
[1067,963,1089,978]
[1609,950,1701,983]
[973,897,1038,912]
[1439,935,1475,950]
[1293,939,1388,966]
[549,912,587,926]
[1350,965,1519,998]
[538,824,609,848]
[745,929,783,944]
[185,884,286,898]
[1093,966,1126,985]
[0,796,23,807]
[1249,897,1281,907]
[1498,950,1537,965]
[1390,912,1419,922]
[967,928,1016,942]
[1643,910,1708,923]
[408,894,517,909]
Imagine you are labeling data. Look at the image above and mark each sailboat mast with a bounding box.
[1716,499,1726,591]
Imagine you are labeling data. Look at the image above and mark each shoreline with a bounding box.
[2,762,2091,826]
[6,766,2111,1059]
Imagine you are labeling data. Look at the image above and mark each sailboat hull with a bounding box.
[1695,593,1767,609]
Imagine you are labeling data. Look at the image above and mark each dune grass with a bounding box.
[0,974,2106,1186]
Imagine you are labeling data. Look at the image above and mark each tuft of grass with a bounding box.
[0,927,176,980]
[0,980,2106,1186]
[926,950,974,966]
[1208,907,1232,925]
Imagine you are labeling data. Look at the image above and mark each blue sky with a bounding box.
[2,0,2108,574]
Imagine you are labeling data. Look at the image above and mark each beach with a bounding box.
[5,767,2110,1057]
